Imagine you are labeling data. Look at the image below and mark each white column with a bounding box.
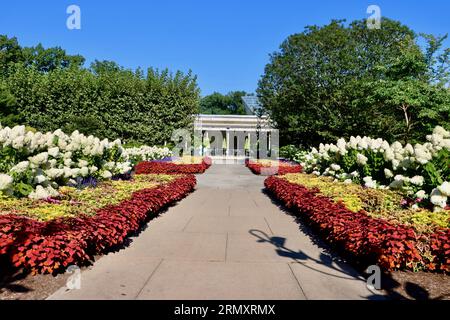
[226,131,230,156]
[247,132,250,157]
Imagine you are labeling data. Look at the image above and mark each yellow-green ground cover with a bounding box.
[283,173,449,235]
[0,174,175,221]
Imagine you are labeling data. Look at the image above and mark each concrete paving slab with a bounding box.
[289,261,383,300]
[184,216,271,234]
[137,260,306,300]
[146,211,195,232]
[226,232,325,263]
[194,205,230,216]
[263,214,307,236]
[125,231,227,262]
[48,256,163,300]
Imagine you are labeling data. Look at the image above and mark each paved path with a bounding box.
[49,165,382,300]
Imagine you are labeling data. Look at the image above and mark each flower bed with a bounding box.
[0,174,196,274]
[0,125,171,200]
[122,145,172,166]
[299,126,450,211]
[264,174,450,273]
[245,159,302,175]
[135,156,212,175]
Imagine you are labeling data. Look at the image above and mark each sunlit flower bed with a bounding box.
[265,174,450,273]
[245,159,302,175]
[122,146,172,166]
[0,174,174,221]
[135,156,212,175]
[0,125,171,200]
[299,126,450,211]
[0,174,196,274]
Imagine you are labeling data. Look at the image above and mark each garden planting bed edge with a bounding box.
[0,174,197,275]
[264,176,450,273]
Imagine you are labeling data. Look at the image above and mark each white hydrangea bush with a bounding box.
[301,126,450,211]
[122,145,172,165]
[0,125,170,200]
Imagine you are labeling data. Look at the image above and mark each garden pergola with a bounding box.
[194,114,276,163]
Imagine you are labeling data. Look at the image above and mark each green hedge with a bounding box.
[3,64,199,145]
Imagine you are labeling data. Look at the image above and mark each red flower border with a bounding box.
[264,176,449,273]
[0,175,197,274]
[135,157,212,175]
[245,159,302,175]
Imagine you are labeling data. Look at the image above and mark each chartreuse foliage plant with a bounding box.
[0,174,175,221]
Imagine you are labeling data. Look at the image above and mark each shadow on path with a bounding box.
[260,186,448,300]
[249,229,365,281]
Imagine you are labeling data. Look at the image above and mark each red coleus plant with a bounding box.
[135,157,212,175]
[0,175,196,274]
[264,176,449,273]
[245,159,302,176]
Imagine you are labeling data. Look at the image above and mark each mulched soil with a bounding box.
[381,270,450,300]
[1,266,448,300]
[0,267,70,300]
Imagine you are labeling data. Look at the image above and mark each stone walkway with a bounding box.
[48,165,383,300]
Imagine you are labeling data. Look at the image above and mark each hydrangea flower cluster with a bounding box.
[0,125,169,200]
[301,126,450,211]
[122,145,172,166]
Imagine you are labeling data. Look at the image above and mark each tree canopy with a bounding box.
[200,91,247,115]
[258,18,450,147]
[0,35,200,146]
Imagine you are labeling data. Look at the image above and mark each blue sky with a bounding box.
[1,1,449,95]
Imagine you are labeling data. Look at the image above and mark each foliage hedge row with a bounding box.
[245,159,303,176]
[135,157,212,175]
[3,65,199,145]
[0,35,200,146]
[264,176,450,272]
[0,174,196,274]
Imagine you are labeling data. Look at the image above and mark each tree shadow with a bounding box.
[260,187,443,301]
[0,258,33,294]
[249,229,369,282]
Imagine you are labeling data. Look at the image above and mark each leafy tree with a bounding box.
[90,60,122,75]
[200,91,247,115]
[421,34,450,86]
[228,91,247,114]
[363,34,450,143]
[1,35,85,75]
[0,35,23,76]
[257,18,450,146]
[0,35,200,145]
[0,82,21,127]
[22,44,85,72]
